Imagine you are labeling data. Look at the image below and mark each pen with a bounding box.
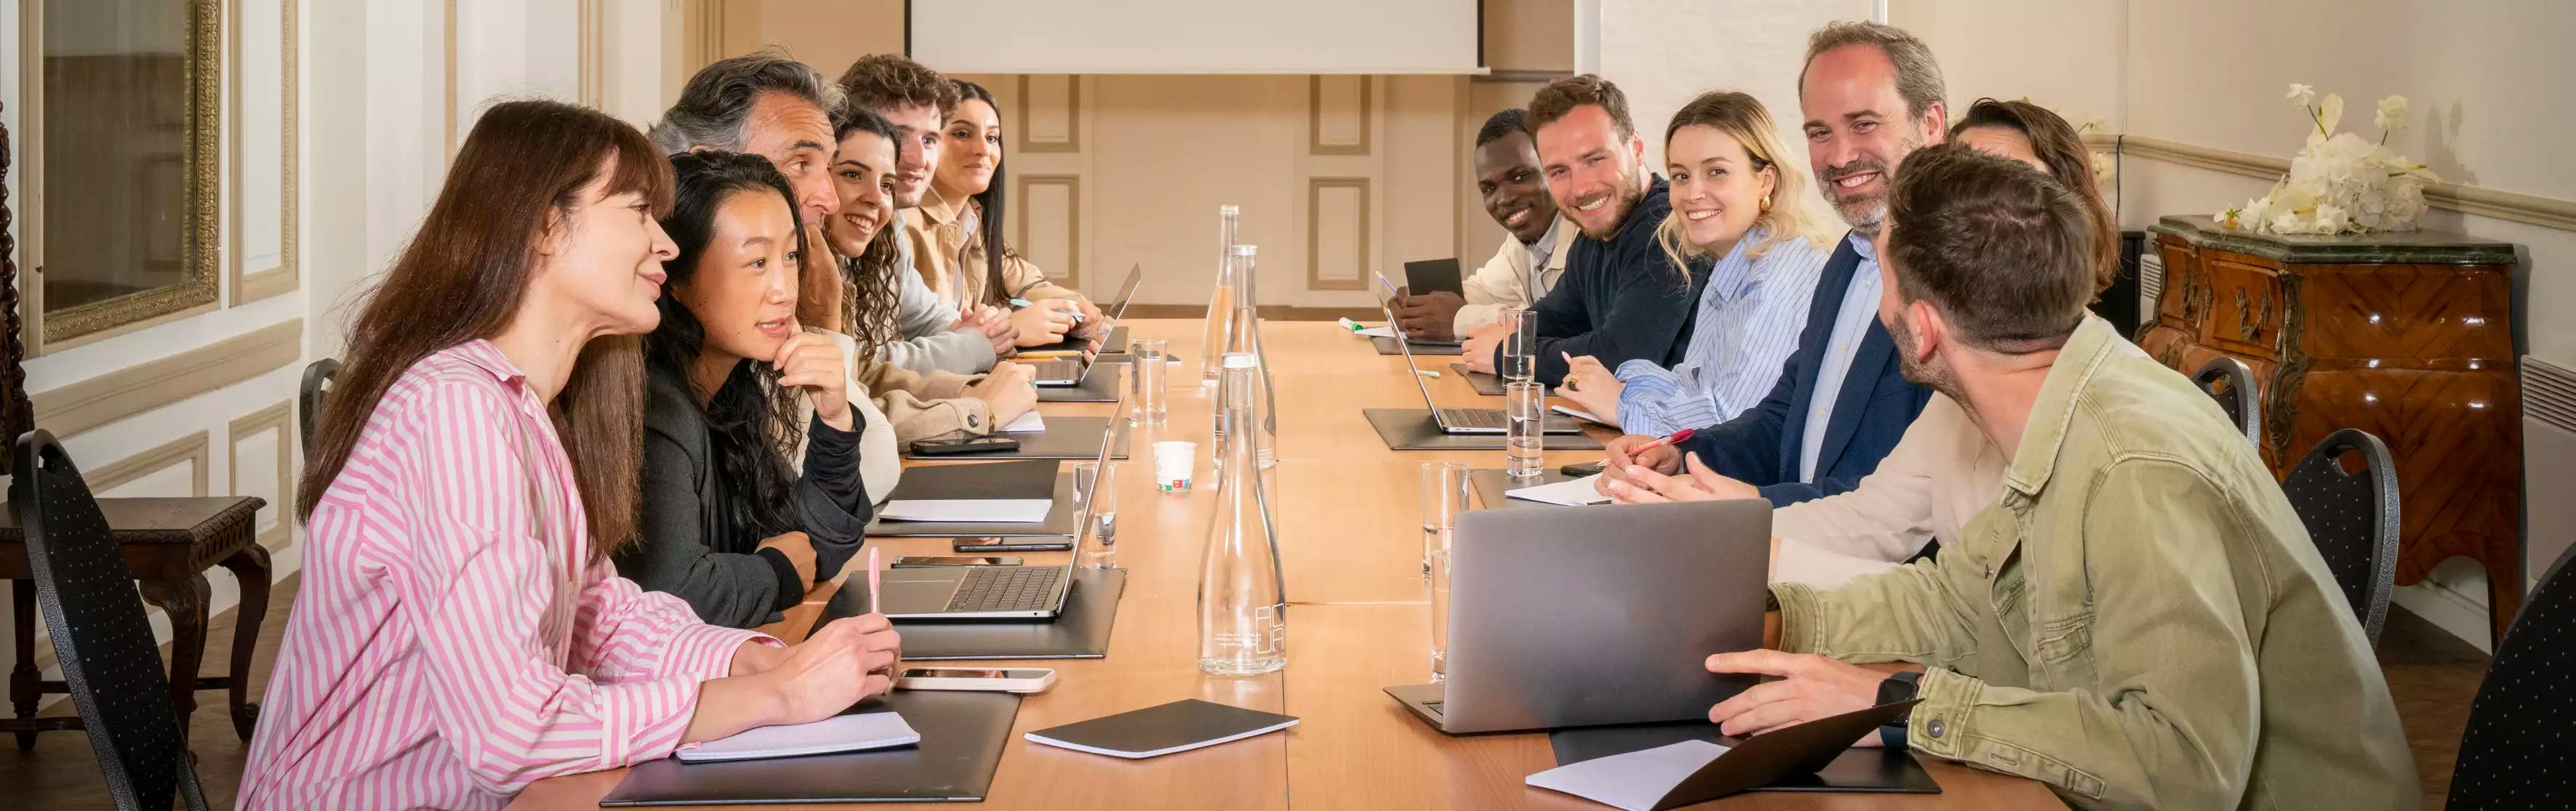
[1628,427,1697,456]
[867,547,882,616]
[1413,368,1443,379]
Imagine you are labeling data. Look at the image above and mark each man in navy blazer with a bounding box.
[1594,20,1949,508]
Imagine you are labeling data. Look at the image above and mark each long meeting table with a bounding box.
[513,319,2067,810]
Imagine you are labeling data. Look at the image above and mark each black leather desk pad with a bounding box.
[1037,363,1123,403]
[816,568,1127,660]
[1547,719,1941,794]
[1372,335,1464,355]
[598,689,1022,805]
[867,470,1075,538]
[1362,408,1604,451]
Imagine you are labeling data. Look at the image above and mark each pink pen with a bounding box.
[867,547,882,616]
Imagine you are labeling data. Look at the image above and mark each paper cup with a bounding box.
[1152,440,1196,491]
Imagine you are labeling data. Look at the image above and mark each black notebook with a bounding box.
[883,458,1058,502]
[1023,699,1297,759]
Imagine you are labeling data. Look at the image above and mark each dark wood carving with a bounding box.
[2,100,28,477]
[2139,215,2523,644]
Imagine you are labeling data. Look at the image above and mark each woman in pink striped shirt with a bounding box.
[239,100,902,810]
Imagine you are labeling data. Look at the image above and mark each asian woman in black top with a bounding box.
[620,150,872,628]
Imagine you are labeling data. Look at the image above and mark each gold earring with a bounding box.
[1760,193,1773,211]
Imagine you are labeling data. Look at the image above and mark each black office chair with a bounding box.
[10,430,210,811]
[2194,356,2260,448]
[2448,541,2576,809]
[299,358,340,465]
[2279,428,2400,647]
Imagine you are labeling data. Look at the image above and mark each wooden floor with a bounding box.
[0,573,2491,810]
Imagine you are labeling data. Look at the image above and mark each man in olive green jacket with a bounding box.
[1678,144,2418,810]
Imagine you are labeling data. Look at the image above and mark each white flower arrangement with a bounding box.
[2215,84,2439,235]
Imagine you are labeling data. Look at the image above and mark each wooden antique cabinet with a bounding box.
[2138,215,2522,642]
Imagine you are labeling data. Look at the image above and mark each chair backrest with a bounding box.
[2280,427,2400,647]
[2449,541,2576,808]
[10,430,206,810]
[2193,355,2260,448]
[299,358,340,466]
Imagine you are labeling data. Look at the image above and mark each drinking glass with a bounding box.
[1419,461,1470,583]
[1505,381,1546,478]
[1501,307,1539,382]
[1131,337,1169,425]
[1074,461,1120,569]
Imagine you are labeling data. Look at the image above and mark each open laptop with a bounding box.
[1386,499,1773,733]
[1376,273,1580,435]
[1029,265,1144,386]
[872,562,1076,620]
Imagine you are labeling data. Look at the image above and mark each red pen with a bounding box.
[1628,427,1696,456]
[867,547,882,616]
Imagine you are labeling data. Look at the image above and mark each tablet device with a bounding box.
[1403,258,1464,296]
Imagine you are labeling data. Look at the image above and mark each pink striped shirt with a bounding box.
[239,341,774,810]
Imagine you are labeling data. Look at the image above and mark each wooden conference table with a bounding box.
[514,320,2066,810]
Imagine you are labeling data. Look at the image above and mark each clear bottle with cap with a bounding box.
[1200,205,1240,387]
[1198,352,1288,676]
[1213,245,1278,467]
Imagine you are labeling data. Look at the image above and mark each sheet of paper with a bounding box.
[677,711,920,763]
[1553,404,1613,426]
[877,499,1054,523]
[999,411,1047,433]
[1524,739,1731,811]
[1506,475,1612,507]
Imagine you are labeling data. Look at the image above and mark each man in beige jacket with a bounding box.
[1391,108,1573,342]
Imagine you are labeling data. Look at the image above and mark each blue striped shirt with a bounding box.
[1613,226,1832,435]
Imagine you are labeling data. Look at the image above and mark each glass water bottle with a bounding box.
[1198,353,1288,676]
[1200,205,1240,387]
[1216,245,1278,468]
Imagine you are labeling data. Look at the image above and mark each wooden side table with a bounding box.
[0,496,269,746]
[2138,214,2522,642]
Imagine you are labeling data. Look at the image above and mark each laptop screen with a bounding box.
[1373,272,1445,414]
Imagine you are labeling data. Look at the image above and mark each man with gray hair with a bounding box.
[654,49,1000,376]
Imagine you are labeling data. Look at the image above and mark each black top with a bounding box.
[1501,175,1704,386]
[619,364,871,629]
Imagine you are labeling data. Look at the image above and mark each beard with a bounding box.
[1575,164,1648,241]
[1821,134,1922,237]
[1887,307,1963,404]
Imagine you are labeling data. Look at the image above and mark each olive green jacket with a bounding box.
[1771,317,2418,810]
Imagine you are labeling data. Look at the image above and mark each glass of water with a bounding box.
[1130,337,1168,425]
[1505,380,1546,479]
[1419,461,1469,583]
[1073,461,1120,569]
[1501,307,1538,382]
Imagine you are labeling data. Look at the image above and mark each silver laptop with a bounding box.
[1032,265,1144,386]
[873,562,1075,620]
[1375,272,1581,435]
[1386,499,1773,733]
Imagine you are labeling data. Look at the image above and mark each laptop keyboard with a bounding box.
[1034,358,1083,382]
[1438,408,1509,430]
[945,566,1066,613]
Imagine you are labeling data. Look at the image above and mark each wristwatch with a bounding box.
[1876,671,1923,751]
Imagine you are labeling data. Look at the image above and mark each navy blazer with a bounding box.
[1673,234,1931,507]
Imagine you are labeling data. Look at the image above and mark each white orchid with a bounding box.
[2375,95,2410,136]
[2222,83,2436,236]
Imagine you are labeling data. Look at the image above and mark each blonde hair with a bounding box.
[1654,91,1834,275]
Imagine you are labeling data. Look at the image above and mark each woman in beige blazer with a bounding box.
[902,80,1101,350]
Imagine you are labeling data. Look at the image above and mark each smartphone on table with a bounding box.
[898,667,1056,694]
[955,538,1074,553]
[891,555,1024,568]
[910,436,1021,456]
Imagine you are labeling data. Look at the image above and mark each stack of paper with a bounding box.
[999,411,1047,433]
[1525,740,1731,810]
[676,711,920,763]
[1506,475,1613,507]
[1552,405,1613,426]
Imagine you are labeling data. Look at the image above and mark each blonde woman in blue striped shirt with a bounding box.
[1558,92,1836,435]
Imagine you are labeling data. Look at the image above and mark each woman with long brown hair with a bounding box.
[240,100,899,810]
[904,78,1102,346]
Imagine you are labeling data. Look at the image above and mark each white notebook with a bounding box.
[1506,474,1613,506]
[998,411,1047,433]
[1525,740,1733,811]
[675,710,920,763]
[877,499,1054,523]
